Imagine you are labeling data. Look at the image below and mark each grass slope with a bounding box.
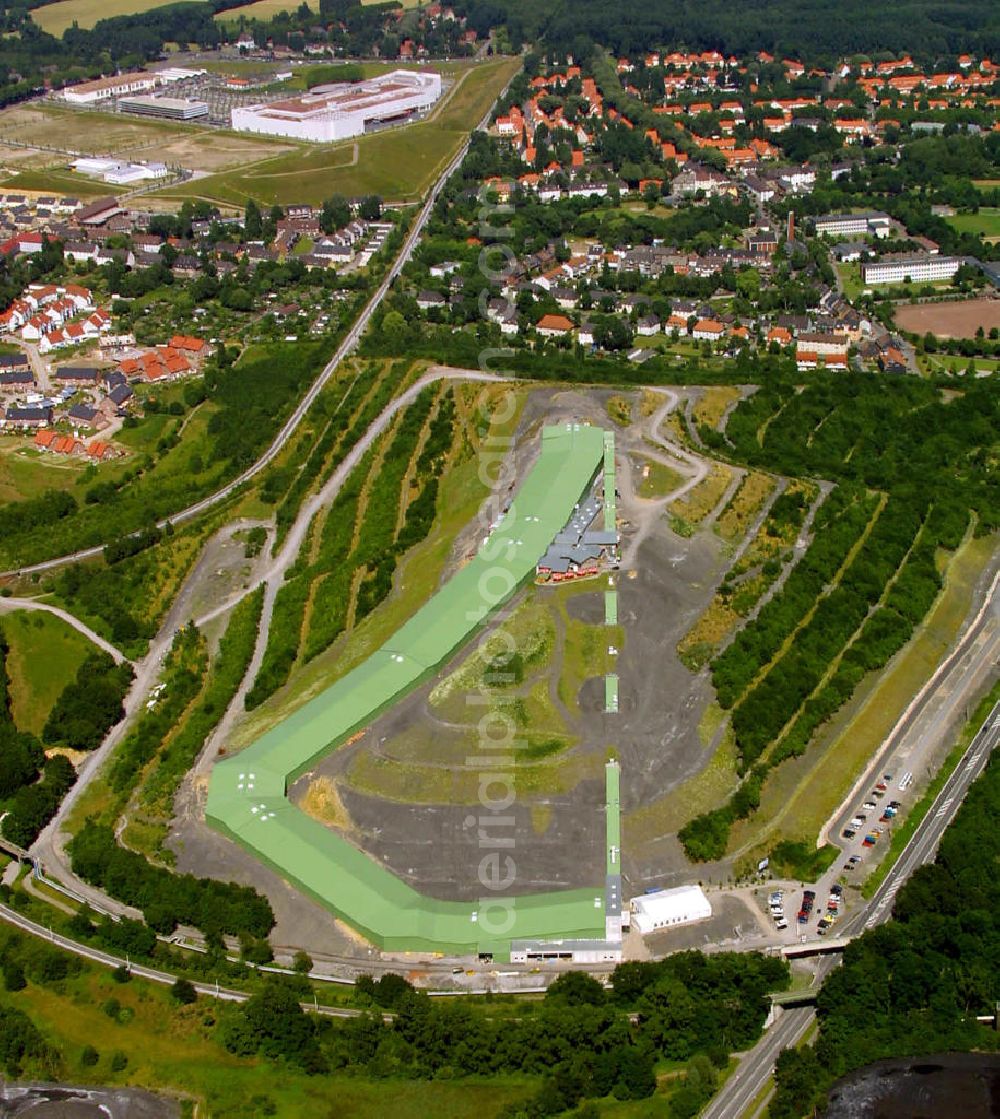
[1,972,533,1119]
[1,610,93,735]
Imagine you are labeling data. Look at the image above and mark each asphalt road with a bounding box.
[702,697,1000,1119]
[2,96,497,581]
[0,898,373,1019]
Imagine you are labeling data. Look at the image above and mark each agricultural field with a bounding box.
[944,206,1000,240]
[33,0,199,35]
[215,0,418,17]
[894,297,1000,338]
[0,609,93,735]
[149,55,521,206]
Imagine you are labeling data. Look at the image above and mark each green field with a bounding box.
[150,56,520,206]
[33,0,200,36]
[1,609,93,735]
[944,207,1000,240]
[1,972,533,1119]
[0,168,110,196]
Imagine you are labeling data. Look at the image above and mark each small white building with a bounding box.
[509,938,622,964]
[630,885,712,935]
[62,72,158,104]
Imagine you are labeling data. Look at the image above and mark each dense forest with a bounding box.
[770,727,1000,1117]
[459,0,1000,60]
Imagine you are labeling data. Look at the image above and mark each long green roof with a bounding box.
[207,423,611,957]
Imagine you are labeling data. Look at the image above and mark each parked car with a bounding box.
[842,828,856,840]
[863,833,877,847]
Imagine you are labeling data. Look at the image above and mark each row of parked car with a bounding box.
[768,890,788,930]
[841,774,904,851]
[817,885,844,934]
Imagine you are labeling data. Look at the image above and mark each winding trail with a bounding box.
[618,387,709,569]
[0,597,130,665]
[189,367,505,786]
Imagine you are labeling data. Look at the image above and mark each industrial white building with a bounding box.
[119,95,208,121]
[71,157,169,185]
[231,69,442,143]
[860,255,963,285]
[61,68,198,105]
[63,72,158,104]
[509,939,622,964]
[629,885,712,935]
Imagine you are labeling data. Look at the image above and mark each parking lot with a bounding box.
[751,769,914,943]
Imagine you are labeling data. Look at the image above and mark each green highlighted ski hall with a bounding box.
[207,423,621,959]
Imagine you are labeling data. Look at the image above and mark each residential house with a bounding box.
[535,313,574,338]
[692,319,725,341]
[4,404,52,429]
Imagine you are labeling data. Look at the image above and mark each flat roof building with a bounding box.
[860,255,963,285]
[62,72,158,104]
[119,95,209,121]
[630,885,713,935]
[232,69,442,143]
[813,211,891,239]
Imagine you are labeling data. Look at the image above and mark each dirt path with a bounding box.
[0,596,130,664]
[714,481,832,660]
[619,387,709,569]
[28,517,274,909]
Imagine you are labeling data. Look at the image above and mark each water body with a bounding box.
[825,1053,1000,1118]
[0,1081,179,1118]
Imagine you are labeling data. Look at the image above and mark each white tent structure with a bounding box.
[630,885,712,935]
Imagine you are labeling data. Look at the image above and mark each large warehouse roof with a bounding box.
[207,423,611,957]
[630,885,713,935]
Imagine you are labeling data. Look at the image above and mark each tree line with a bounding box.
[220,950,789,1117]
